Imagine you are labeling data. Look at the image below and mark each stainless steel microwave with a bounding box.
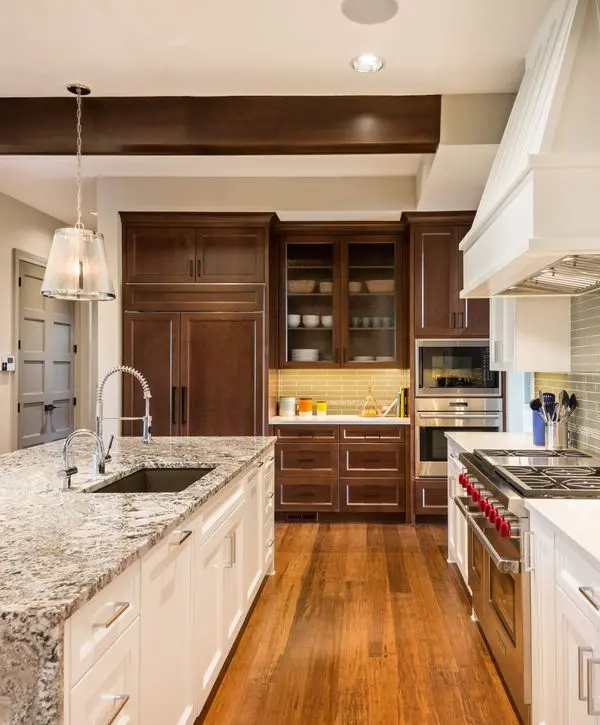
[416,339,501,398]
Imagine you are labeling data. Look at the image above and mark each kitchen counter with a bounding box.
[445,430,538,453]
[270,415,410,425]
[526,499,600,567]
[0,435,274,725]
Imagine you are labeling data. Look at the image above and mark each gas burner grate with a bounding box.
[478,449,510,457]
[517,477,557,489]
[511,449,559,458]
[542,467,598,478]
[502,466,539,476]
[560,479,600,490]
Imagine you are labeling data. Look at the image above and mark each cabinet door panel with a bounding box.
[457,226,489,337]
[122,312,180,436]
[276,443,338,478]
[125,227,196,283]
[197,229,266,283]
[276,478,339,511]
[180,313,264,436]
[340,443,404,477]
[413,226,459,337]
[340,478,404,513]
[243,467,263,603]
[415,479,447,515]
[140,530,193,725]
[222,507,245,645]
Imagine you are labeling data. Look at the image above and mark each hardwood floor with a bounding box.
[201,523,519,725]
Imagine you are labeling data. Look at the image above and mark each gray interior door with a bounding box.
[18,260,76,448]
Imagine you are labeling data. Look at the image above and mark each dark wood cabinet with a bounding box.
[122,213,271,285]
[180,312,264,436]
[407,213,489,338]
[197,228,265,283]
[122,312,181,437]
[122,311,264,437]
[273,424,407,516]
[125,227,196,284]
[414,479,447,515]
[276,223,408,369]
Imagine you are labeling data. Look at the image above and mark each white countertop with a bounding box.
[526,499,600,566]
[269,415,410,425]
[445,431,539,453]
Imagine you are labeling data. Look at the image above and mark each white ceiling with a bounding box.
[0,0,553,96]
[0,155,423,226]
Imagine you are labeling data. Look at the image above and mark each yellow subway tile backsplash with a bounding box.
[272,369,410,415]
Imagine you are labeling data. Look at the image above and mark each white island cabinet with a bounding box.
[528,501,600,725]
[62,445,275,725]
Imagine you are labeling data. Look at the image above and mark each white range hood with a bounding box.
[461,0,600,297]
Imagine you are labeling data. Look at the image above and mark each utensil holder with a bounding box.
[545,420,569,450]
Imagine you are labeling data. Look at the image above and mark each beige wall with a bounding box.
[96,175,417,435]
[0,193,61,453]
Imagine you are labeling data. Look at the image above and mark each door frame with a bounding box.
[12,249,81,450]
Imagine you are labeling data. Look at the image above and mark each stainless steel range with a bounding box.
[457,447,599,725]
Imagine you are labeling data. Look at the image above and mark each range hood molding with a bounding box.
[461,0,600,298]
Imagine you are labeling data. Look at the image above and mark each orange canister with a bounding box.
[298,398,313,417]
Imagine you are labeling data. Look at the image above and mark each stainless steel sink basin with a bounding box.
[91,467,213,493]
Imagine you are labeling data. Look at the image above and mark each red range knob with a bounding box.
[471,489,480,502]
[488,507,497,523]
[500,521,512,538]
[479,497,488,512]
[495,515,504,533]
[466,483,473,495]
[458,473,467,487]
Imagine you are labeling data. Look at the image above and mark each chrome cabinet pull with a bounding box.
[267,538,275,548]
[171,530,192,546]
[579,586,600,611]
[523,531,535,572]
[93,602,130,629]
[101,694,130,725]
[588,658,600,715]
[267,491,275,499]
[579,647,593,700]
[223,533,236,568]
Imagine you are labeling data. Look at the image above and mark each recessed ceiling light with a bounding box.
[351,54,384,73]
[342,0,398,24]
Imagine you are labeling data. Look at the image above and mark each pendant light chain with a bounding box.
[75,87,84,230]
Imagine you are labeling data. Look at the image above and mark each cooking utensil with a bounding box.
[538,390,548,423]
[569,393,577,412]
[530,399,543,413]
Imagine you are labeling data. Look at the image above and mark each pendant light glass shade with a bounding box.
[41,227,115,301]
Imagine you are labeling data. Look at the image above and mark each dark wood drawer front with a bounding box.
[340,478,405,513]
[340,443,404,477]
[275,425,338,441]
[277,444,338,477]
[415,479,447,515]
[277,479,339,511]
[341,425,406,442]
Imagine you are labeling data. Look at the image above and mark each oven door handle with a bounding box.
[417,413,501,420]
[454,495,474,519]
[466,512,521,575]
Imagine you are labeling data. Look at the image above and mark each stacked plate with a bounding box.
[353,355,375,362]
[375,356,394,362]
[291,348,319,362]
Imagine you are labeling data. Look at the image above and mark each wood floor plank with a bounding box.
[200,523,519,725]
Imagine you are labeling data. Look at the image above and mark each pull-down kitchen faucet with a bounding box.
[62,429,106,488]
[96,365,152,444]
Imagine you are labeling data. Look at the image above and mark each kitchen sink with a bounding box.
[91,467,214,493]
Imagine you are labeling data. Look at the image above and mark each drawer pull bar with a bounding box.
[579,646,593,700]
[267,491,275,499]
[101,694,130,725]
[94,602,130,629]
[267,538,275,548]
[588,659,600,715]
[223,533,236,568]
[171,530,193,546]
[297,458,316,464]
[579,586,600,611]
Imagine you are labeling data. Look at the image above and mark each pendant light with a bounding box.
[341,0,398,24]
[41,84,115,301]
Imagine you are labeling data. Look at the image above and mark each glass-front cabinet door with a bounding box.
[280,237,340,367]
[342,238,399,367]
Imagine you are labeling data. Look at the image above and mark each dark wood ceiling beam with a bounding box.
[0,95,440,155]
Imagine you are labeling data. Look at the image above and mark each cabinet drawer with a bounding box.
[67,562,141,688]
[340,478,405,512]
[276,443,338,477]
[275,425,338,441]
[340,443,404,477]
[264,519,275,569]
[415,479,447,515]
[68,619,140,725]
[276,479,339,511]
[556,535,600,627]
[191,471,246,544]
[341,425,406,441]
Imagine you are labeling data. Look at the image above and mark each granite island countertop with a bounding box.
[0,435,275,725]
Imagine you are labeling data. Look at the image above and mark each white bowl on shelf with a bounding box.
[302,315,320,328]
[288,314,301,328]
[375,356,394,362]
[353,355,375,362]
[291,348,319,362]
[321,315,333,328]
